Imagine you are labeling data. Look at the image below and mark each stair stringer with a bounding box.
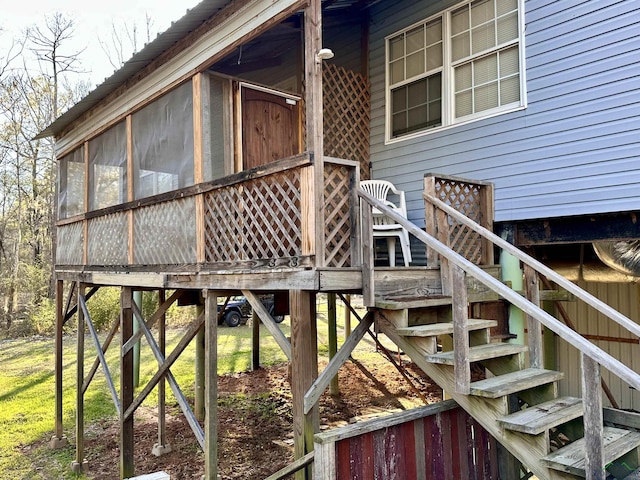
[377,313,576,480]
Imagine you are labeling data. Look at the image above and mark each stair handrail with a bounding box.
[423,192,640,338]
[358,188,640,391]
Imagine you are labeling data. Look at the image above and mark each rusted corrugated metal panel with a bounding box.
[558,281,640,410]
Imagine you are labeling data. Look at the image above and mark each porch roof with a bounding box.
[35,0,378,141]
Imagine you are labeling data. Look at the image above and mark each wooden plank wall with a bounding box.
[329,405,499,480]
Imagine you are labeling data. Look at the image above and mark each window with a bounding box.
[58,147,85,219]
[132,80,194,200]
[88,121,127,210]
[386,0,523,141]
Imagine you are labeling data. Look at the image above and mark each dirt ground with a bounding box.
[62,353,442,479]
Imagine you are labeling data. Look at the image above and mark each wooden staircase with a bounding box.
[358,177,640,480]
[377,301,640,479]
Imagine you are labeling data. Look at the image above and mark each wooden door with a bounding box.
[241,86,301,170]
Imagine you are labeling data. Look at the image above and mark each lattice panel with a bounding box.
[323,64,371,180]
[133,198,197,265]
[57,222,83,265]
[435,179,485,264]
[203,170,302,264]
[87,213,128,265]
[325,163,353,267]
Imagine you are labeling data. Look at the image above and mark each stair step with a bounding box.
[396,319,498,337]
[497,396,583,435]
[470,368,564,398]
[375,295,452,310]
[542,427,640,477]
[426,342,527,366]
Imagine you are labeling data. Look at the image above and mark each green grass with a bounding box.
[0,296,367,479]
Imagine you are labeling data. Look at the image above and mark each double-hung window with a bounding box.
[386,0,524,141]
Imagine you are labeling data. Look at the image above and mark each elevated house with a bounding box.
[38,0,640,478]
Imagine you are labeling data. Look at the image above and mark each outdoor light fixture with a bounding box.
[316,48,335,63]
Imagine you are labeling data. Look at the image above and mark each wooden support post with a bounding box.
[195,303,205,421]
[71,283,87,472]
[582,354,605,480]
[290,290,318,480]
[327,293,339,396]
[120,287,135,479]
[524,265,543,369]
[252,310,260,371]
[452,265,470,394]
[133,291,142,388]
[50,279,68,449]
[204,290,218,480]
[152,289,171,457]
[304,0,324,267]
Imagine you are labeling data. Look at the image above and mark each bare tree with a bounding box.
[26,13,84,301]
[28,12,85,120]
[99,13,155,71]
[0,30,25,81]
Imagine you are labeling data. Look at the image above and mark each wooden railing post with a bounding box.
[424,176,438,267]
[452,265,471,394]
[582,353,605,480]
[438,207,452,295]
[349,164,362,267]
[361,200,375,307]
[479,182,495,265]
[524,265,543,369]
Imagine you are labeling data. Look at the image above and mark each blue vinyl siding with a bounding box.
[368,0,640,224]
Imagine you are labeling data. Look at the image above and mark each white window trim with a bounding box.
[384,0,527,145]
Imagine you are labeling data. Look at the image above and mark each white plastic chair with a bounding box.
[361,180,412,267]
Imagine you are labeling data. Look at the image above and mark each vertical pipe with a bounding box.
[204,290,218,480]
[500,226,524,345]
[252,310,260,370]
[327,293,339,395]
[152,289,171,456]
[344,294,352,339]
[195,302,205,421]
[132,290,142,388]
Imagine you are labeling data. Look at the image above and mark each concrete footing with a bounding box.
[49,435,68,449]
[151,443,172,457]
[70,459,88,473]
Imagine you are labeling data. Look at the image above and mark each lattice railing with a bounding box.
[58,157,361,271]
[323,64,371,181]
[57,221,84,265]
[324,160,358,267]
[203,167,304,265]
[424,174,494,266]
[133,198,197,265]
[88,213,128,265]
